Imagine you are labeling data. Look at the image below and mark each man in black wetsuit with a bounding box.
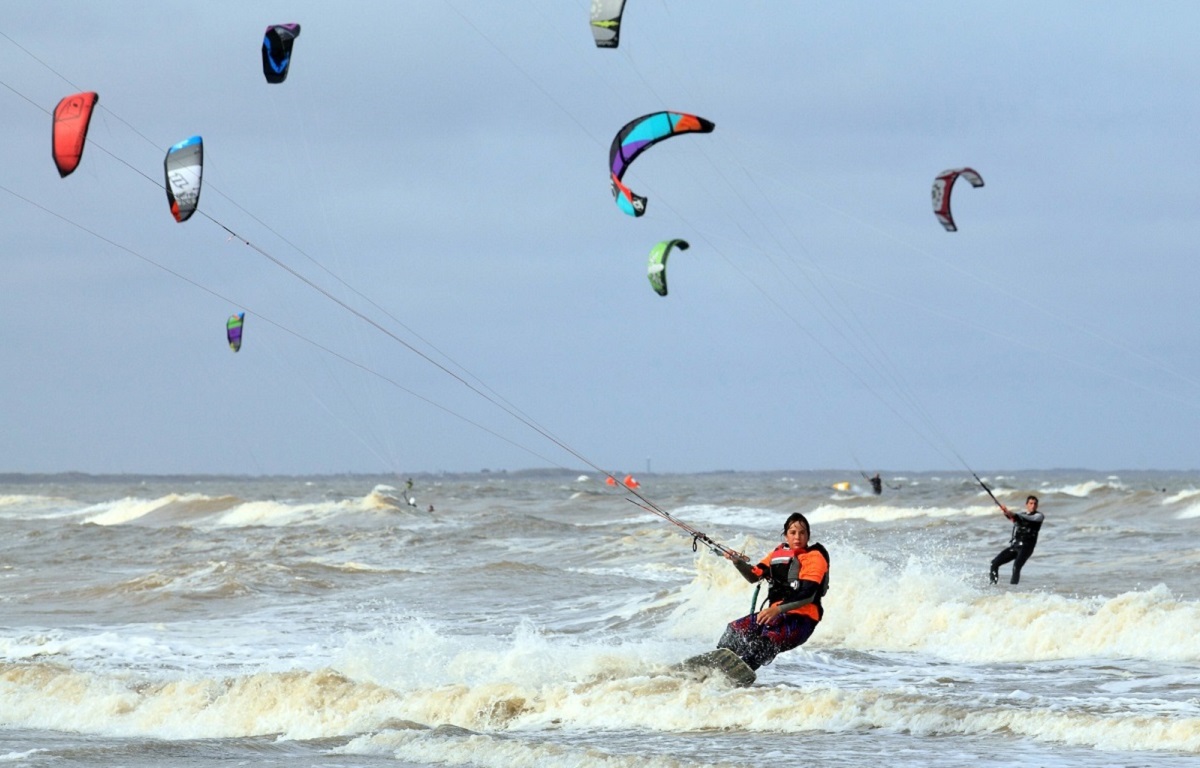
[869,474,882,495]
[990,494,1044,585]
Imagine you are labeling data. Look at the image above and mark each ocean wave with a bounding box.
[0,662,397,740]
[659,544,1200,666]
[1037,480,1129,497]
[81,493,241,526]
[5,654,1196,755]
[807,503,996,524]
[340,722,729,767]
[69,486,424,529]
[833,582,1200,664]
[0,493,88,520]
[0,748,48,762]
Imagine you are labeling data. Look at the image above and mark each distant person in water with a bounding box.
[718,513,829,670]
[990,495,1044,585]
[869,473,882,495]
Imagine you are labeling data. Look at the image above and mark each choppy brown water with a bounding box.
[2,469,1199,766]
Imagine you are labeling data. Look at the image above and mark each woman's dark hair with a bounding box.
[783,512,810,537]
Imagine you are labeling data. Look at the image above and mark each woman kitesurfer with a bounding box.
[717,512,829,670]
[990,495,1044,584]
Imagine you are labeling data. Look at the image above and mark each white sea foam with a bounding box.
[0,494,82,519]
[339,726,729,768]
[81,493,212,525]
[1163,488,1200,505]
[6,642,1198,755]
[820,553,1199,664]
[807,503,996,524]
[214,499,351,527]
[1039,480,1127,497]
[0,749,47,762]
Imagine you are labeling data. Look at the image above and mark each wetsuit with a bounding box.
[870,475,882,495]
[717,543,829,670]
[990,509,1043,584]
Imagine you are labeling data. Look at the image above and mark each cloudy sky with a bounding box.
[2,1,1199,476]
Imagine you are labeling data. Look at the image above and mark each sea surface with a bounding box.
[2,469,1199,767]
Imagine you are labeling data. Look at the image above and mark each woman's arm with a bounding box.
[732,558,762,584]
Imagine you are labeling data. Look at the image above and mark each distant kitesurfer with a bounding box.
[717,512,829,670]
[404,478,418,507]
[869,473,882,495]
[990,495,1044,585]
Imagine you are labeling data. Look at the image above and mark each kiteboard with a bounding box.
[675,648,756,687]
[832,481,851,491]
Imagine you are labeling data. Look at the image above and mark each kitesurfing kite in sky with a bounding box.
[610,111,715,217]
[590,1,626,48]
[648,238,689,296]
[227,313,244,352]
[932,167,984,232]
[262,24,301,83]
[51,91,98,178]
[164,136,203,223]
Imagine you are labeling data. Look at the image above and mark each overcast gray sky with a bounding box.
[2,1,1199,476]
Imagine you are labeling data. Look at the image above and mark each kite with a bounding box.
[931,167,984,232]
[590,0,626,48]
[52,91,99,178]
[647,239,689,296]
[262,24,301,83]
[610,111,715,217]
[164,136,203,223]
[227,313,245,352]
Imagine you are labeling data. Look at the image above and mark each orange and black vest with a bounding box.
[756,542,830,621]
